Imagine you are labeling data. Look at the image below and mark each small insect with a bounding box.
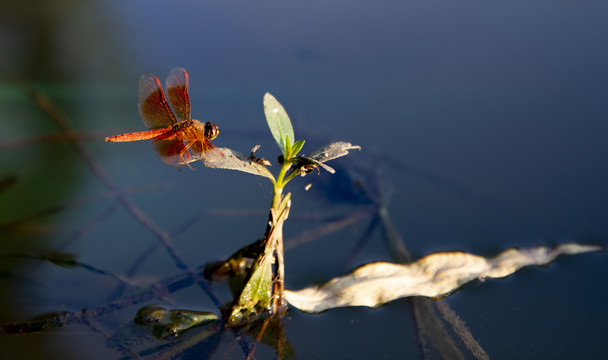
[249,145,272,166]
[105,67,222,168]
[279,142,361,176]
[293,155,336,175]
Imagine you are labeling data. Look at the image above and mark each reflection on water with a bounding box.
[2,0,608,358]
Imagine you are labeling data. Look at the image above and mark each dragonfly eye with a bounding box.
[204,122,220,140]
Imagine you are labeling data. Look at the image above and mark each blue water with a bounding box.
[1,0,607,358]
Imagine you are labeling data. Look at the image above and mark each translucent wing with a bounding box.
[189,137,221,160]
[138,74,178,129]
[166,67,191,123]
[152,137,189,168]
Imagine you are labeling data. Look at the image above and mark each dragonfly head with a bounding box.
[204,121,220,141]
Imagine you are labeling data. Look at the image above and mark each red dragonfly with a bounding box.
[106,67,221,168]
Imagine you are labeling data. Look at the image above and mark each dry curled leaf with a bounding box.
[306,142,361,163]
[187,147,274,180]
[284,243,603,313]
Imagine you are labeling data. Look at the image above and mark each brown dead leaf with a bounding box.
[285,243,603,313]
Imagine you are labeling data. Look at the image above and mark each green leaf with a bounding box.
[264,93,294,156]
[289,139,305,158]
[227,246,274,325]
[284,134,292,155]
[132,306,218,339]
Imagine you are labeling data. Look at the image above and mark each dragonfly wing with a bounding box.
[139,73,178,129]
[166,67,191,122]
[188,138,223,162]
[152,138,189,168]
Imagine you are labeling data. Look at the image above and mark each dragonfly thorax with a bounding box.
[174,119,220,142]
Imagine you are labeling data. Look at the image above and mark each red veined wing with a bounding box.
[138,73,179,130]
[152,128,221,167]
[152,136,220,168]
[166,67,191,123]
[189,137,221,161]
[152,135,189,168]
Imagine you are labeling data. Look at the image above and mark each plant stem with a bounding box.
[272,162,290,207]
[267,161,294,310]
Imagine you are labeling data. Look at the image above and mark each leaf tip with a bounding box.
[263,92,274,101]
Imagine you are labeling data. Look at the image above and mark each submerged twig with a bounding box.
[284,205,376,250]
[378,205,481,359]
[12,74,219,306]
[435,300,489,360]
[2,264,207,334]
[2,253,139,287]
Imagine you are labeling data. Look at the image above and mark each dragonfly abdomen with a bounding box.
[105,127,174,142]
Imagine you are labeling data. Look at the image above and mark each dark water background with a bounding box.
[1,0,607,359]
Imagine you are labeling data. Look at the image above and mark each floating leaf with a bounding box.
[264,93,294,156]
[159,309,218,339]
[130,306,219,340]
[284,243,603,313]
[108,307,221,357]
